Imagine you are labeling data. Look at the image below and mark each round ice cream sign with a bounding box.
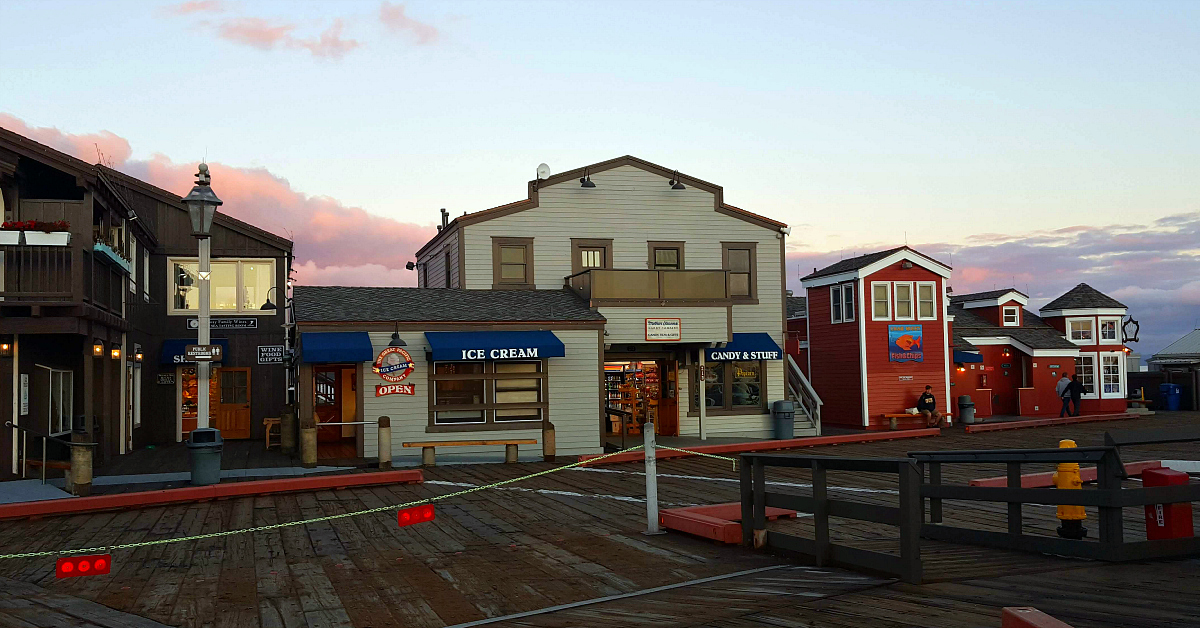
[373,347,415,383]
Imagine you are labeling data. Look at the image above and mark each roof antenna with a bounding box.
[904,231,908,246]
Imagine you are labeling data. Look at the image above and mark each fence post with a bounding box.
[1097,448,1125,550]
[928,461,943,523]
[542,421,556,463]
[1007,462,1023,537]
[69,428,93,497]
[812,460,829,566]
[752,458,766,548]
[898,461,924,584]
[280,407,297,455]
[643,420,664,535]
[299,416,317,469]
[740,455,753,546]
[377,416,392,469]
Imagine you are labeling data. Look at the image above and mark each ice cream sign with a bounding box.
[373,347,415,382]
[888,325,923,363]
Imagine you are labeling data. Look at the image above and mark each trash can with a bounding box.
[187,428,223,486]
[1160,383,1182,411]
[957,395,976,424]
[772,400,795,440]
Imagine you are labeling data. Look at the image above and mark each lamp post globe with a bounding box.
[181,163,222,238]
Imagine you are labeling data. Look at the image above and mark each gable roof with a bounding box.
[949,303,1078,350]
[1041,283,1126,312]
[801,246,951,284]
[415,155,787,258]
[786,296,807,319]
[294,286,606,324]
[1151,328,1200,360]
[950,288,1029,304]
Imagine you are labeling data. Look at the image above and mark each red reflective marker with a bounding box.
[397,504,435,527]
[56,554,112,578]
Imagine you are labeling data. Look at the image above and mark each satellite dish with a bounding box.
[536,163,551,180]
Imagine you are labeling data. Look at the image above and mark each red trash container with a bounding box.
[1142,468,1194,541]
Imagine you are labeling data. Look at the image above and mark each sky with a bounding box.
[1,0,1197,355]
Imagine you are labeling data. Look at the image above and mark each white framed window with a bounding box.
[1100,353,1123,398]
[1074,354,1098,399]
[142,248,150,301]
[1099,317,1121,344]
[893,282,914,321]
[1068,318,1094,343]
[129,239,137,293]
[168,258,276,315]
[1002,306,1020,327]
[830,285,843,323]
[916,282,937,320]
[871,282,891,320]
[41,366,74,435]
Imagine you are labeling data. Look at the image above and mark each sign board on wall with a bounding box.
[157,373,175,385]
[19,374,28,416]
[887,325,923,363]
[376,384,415,397]
[187,318,258,330]
[185,344,223,361]
[373,347,415,383]
[257,345,285,364]
[645,318,682,341]
[898,375,914,381]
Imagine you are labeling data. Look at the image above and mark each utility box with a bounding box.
[1142,467,1193,541]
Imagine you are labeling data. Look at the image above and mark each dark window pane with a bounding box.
[654,248,679,269]
[727,249,750,272]
[730,273,750,296]
[732,361,761,407]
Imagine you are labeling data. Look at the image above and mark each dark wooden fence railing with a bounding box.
[0,245,74,302]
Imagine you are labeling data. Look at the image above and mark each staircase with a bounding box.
[786,355,823,436]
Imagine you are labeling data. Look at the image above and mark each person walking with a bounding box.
[1057,374,1073,418]
[1068,374,1085,417]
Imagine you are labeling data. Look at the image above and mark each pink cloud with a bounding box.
[290,19,361,60]
[379,2,439,44]
[162,0,227,16]
[0,114,435,289]
[217,17,296,51]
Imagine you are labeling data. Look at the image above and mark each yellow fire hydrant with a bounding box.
[1052,439,1088,539]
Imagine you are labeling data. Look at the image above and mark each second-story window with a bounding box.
[168,257,276,314]
[894,282,914,320]
[492,237,534,289]
[648,241,685,270]
[722,242,757,301]
[581,248,604,269]
[570,238,613,276]
[1002,306,1019,326]
[917,282,937,320]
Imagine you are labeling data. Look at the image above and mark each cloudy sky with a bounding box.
[1,0,1197,355]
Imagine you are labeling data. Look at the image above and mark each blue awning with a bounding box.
[954,349,983,364]
[705,333,784,361]
[160,338,230,364]
[425,331,565,361]
[301,332,374,363]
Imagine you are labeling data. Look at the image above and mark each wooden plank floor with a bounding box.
[0,412,1195,627]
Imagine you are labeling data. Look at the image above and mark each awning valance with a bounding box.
[301,332,374,363]
[425,331,565,361]
[160,338,230,364]
[953,349,984,364]
[705,333,784,361]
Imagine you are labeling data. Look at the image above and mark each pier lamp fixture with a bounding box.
[669,171,685,190]
[110,347,121,360]
[134,350,144,363]
[579,169,596,188]
[0,342,11,357]
[389,323,407,347]
[260,286,278,311]
[92,341,104,357]
[181,163,223,431]
[1001,348,1012,358]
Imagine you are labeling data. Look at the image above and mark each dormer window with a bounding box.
[1002,306,1019,327]
[1069,318,1093,342]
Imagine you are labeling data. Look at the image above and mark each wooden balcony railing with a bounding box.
[1,246,125,315]
[565,269,730,305]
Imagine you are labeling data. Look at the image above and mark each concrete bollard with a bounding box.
[421,446,435,467]
[542,422,556,463]
[69,429,93,497]
[299,416,317,469]
[505,443,519,464]
[377,416,392,469]
[280,407,297,454]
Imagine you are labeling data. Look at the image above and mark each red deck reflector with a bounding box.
[56,554,112,578]
[397,504,435,527]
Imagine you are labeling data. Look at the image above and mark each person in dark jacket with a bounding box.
[1068,375,1086,416]
[1057,374,1073,418]
[917,385,944,427]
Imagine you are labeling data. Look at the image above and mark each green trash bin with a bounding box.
[187,427,223,486]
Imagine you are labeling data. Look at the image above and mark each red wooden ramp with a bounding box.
[964,413,1138,434]
[0,470,423,521]
[660,502,798,544]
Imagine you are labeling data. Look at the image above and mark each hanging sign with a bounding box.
[645,318,682,341]
[258,345,285,364]
[373,347,415,383]
[187,318,258,330]
[185,344,223,361]
[376,384,416,397]
[887,325,923,363]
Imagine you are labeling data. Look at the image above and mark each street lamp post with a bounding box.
[181,163,222,430]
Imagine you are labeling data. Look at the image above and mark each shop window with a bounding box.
[894,282,914,320]
[731,361,762,407]
[1074,355,1096,398]
[1101,354,1122,396]
[1002,306,1019,327]
[433,362,487,424]
[704,362,725,409]
[648,241,685,270]
[722,243,757,301]
[168,258,275,314]
[494,362,542,422]
[430,361,546,429]
[570,238,613,275]
[696,361,766,412]
[917,282,937,320]
[871,282,891,320]
[1099,318,1120,344]
[1069,318,1093,343]
[492,237,534,288]
[44,367,73,435]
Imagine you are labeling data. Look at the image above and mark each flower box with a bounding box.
[23,231,71,247]
[0,231,20,246]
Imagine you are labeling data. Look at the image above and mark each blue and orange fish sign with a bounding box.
[888,325,923,362]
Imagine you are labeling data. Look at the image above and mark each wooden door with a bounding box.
[656,360,679,436]
[215,367,252,439]
[313,366,343,443]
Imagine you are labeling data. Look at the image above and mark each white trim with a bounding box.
[805,311,812,386]
[957,291,1029,308]
[893,281,915,321]
[119,334,127,455]
[1002,306,1020,327]
[1066,317,1095,344]
[800,250,953,289]
[1098,317,1122,345]
[870,282,892,321]
[1074,353,1100,400]
[830,284,843,324]
[1040,308,1126,317]
[961,335,1081,358]
[942,295,951,426]
[916,281,937,321]
[801,270,861,289]
[841,282,855,323]
[1099,351,1125,399]
[858,279,869,427]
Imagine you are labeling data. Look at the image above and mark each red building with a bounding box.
[785,296,808,377]
[800,247,953,430]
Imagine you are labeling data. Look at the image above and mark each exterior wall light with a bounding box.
[93,341,104,357]
[134,351,144,363]
[111,347,121,360]
[0,343,11,357]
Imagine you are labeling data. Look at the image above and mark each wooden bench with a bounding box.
[402,439,538,466]
[883,413,952,430]
[263,417,281,449]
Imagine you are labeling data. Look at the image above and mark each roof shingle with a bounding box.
[949,288,1027,304]
[1041,283,1126,311]
[294,287,605,324]
[786,296,807,319]
[949,304,1078,350]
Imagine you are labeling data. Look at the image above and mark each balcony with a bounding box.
[0,245,126,315]
[566,269,730,306]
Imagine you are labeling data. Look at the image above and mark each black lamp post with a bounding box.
[180,163,222,430]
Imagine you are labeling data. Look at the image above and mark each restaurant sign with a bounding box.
[645,318,682,341]
[185,344,223,362]
[373,347,415,383]
[376,384,415,397]
[888,325,923,363]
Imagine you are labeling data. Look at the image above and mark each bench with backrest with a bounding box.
[402,439,537,466]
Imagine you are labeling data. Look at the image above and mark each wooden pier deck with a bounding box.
[0,412,1196,627]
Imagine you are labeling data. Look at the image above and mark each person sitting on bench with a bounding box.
[917,385,944,428]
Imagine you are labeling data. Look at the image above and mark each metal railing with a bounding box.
[786,355,822,434]
[565,268,730,303]
[5,421,96,484]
